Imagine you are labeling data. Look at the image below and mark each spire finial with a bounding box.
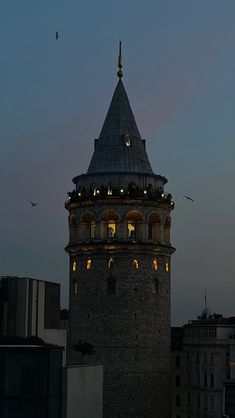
[117,41,123,79]
[205,289,207,310]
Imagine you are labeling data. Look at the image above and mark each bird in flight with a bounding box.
[184,195,194,202]
[55,31,59,40]
[30,201,38,207]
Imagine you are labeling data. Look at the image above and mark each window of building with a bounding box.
[210,374,214,388]
[87,259,92,270]
[90,222,96,238]
[176,395,181,407]
[196,352,200,364]
[187,371,191,384]
[127,221,136,238]
[204,373,207,387]
[70,214,78,227]
[187,393,191,407]
[107,277,116,294]
[165,261,169,272]
[211,397,214,411]
[176,355,180,367]
[197,394,200,409]
[204,396,208,410]
[176,375,181,387]
[133,259,139,269]
[176,415,181,418]
[153,259,158,270]
[73,281,79,295]
[72,261,77,272]
[210,353,214,365]
[148,224,153,239]
[108,258,114,269]
[107,221,116,238]
[204,353,207,364]
[197,371,200,386]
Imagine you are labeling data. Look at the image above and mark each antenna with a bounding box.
[205,289,207,310]
[117,41,123,78]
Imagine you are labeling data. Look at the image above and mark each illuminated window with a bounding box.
[127,221,136,238]
[153,259,158,270]
[93,186,100,196]
[108,258,114,269]
[165,262,170,272]
[90,222,96,238]
[133,259,139,269]
[74,281,79,294]
[72,261,77,272]
[107,221,116,238]
[87,259,92,270]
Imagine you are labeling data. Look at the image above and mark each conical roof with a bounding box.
[87,79,153,175]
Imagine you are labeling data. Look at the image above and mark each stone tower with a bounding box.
[65,45,175,418]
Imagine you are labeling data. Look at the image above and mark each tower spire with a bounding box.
[205,289,207,310]
[117,41,123,78]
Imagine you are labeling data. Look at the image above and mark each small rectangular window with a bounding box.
[176,355,180,367]
[176,395,181,407]
[176,375,180,387]
[187,393,191,406]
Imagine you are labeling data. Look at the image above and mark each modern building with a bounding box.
[0,276,66,349]
[65,45,175,417]
[171,312,235,418]
[0,336,63,418]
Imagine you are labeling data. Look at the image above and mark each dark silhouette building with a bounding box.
[65,46,175,418]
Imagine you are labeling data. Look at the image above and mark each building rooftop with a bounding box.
[0,336,63,348]
[87,49,154,175]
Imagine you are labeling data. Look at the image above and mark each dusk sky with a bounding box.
[1,1,235,325]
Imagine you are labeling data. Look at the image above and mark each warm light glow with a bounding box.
[107,221,116,238]
[78,192,81,196]
[153,259,158,270]
[133,259,139,269]
[166,262,169,272]
[144,189,147,195]
[120,188,124,193]
[108,258,114,269]
[161,193,164,197]
[72,261,77,272]
[127,221,135,238]
[107,188,113,196]
[87,259,92,270]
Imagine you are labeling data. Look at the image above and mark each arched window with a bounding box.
[125,210,144,240]
[107,276,116,294]
[133,259,139,269]
[164,216,171,243]
[107,220,116,238]
[127,221,136,238]
[87,259,92,270]
[108,258,114,269]
[148,213,161,241]
[153,259,158,270]
[72,261,77,272]
[82,212,96,240]
[165,261,170,272]
[73,280,79,295]
[70,214,78,227]
[128,182,137,196]
[101,210,119,240]
[90,221,96,239]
